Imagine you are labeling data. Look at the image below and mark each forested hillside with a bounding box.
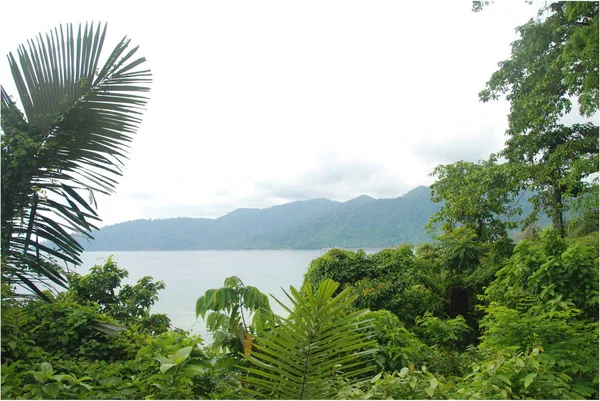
[83,186,547,251]
[83,187,436,250]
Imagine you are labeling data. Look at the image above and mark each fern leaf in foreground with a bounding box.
[240,279,376,399]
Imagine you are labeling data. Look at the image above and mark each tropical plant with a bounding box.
[17,292,129,360]
[1,22,151,297]
[367,310,429,373]
[68,256,171,334]
[240,279,376,400]
[453,348,583,399]
[484,228,599,319]
[414,313,470,351]
[343,367,447,400]
[135,335,213,400]
[195,276,276,354]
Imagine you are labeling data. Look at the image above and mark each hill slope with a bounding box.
[83,185,548,251]
[84,186,437,251]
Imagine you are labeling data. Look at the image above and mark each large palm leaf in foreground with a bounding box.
[240,279,376,399]
[1,22,151,297]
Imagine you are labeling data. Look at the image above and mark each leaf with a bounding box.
[496,374,511,386]
[2,22,151,297]
[523,373,536,389]
[239,279,376,400]
[40,362,53,376]
[430,377,438,389]
[425,386,434,397]
[172,346,193,364]
[159,363,177,374]
[224,276,243,289]
[155,356,171,365]
[183,364,208,376]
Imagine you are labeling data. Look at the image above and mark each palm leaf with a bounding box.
[239,279,376,400]
[1,22,151,296]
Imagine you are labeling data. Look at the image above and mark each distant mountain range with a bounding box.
[81,185,547,251]
[82,186,441,251]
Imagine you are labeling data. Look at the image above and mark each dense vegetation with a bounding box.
[2,225,597,399]
[2,2,598,399]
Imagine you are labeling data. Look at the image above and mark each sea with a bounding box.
[78,249,383,341]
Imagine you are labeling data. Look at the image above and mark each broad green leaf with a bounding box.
[523,373,536,389]
[39,362,53,376]
[159,363,177,374]
[155,356,171,365]
[496,374,512,386]
[430,377,438,389]
[172,346,193,364]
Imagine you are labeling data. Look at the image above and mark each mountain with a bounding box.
[234,188,437,249]
[82,185,546,251]
[83,187,436,251]
[215,198,340,239]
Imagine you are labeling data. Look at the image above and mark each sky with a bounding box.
[1,1,546,226]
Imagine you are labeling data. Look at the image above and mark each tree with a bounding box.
[1,23,151,296]
[428,156,522,242]
[479,1,599,236]
[68,256,171,335]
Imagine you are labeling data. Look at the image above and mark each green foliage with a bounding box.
[18,293,130,361]
[479,2,599,236]
[69,256,171,334]
[429,157,522,242]
[415,313,471,350]
[3,362,94,399]
[480,2,598,131]
[567,185,599,237]
[195,276,276,354]
[304,248,374,292]
[485,228,599,318]
[240,279,377,399]
[368,310,429,373]
[475,228,600,399]
[306,246,446,327]
[479,303,599,375]
[511,123,598,236]
[134,333,214,399]
[343,367,447,400]
[1,23,151,296]
[454,348,582,399]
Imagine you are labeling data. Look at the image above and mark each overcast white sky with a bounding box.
[1,1,544,226]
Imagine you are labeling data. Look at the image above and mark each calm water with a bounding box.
[78,250,324,338]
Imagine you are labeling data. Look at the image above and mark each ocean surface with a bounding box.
[78,250,331,339]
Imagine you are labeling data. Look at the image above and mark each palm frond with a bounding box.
[240,279,376,400]
[1,22,151,297]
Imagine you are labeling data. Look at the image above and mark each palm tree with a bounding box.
[1,22,151,298]
[240,279,376,399]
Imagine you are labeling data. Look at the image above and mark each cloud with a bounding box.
[254,151,410,201]
[413,120,507,167]
[127,191,156,201]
